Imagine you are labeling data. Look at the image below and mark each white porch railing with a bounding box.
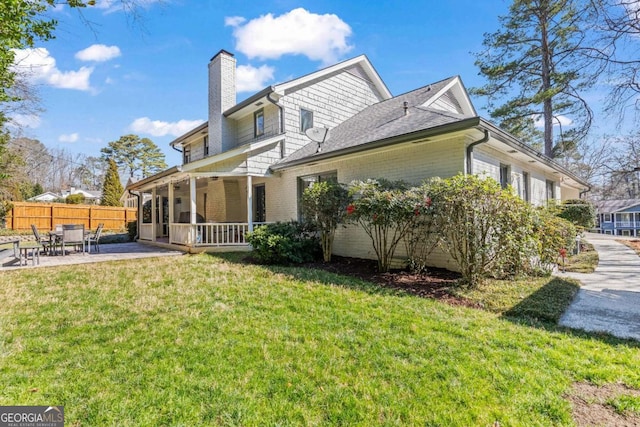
[615,221,637,228]
[168,223,271,246]
[171,223,194,245]
[140,223,153,241]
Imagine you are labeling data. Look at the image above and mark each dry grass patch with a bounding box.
[568,382,640,426]
[618,239,640,257]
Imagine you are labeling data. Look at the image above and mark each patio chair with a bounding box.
[31,224,52,255]
[85,223,104,253]
[61,224,85,256]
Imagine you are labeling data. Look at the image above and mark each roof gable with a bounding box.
[421,76,476,116]
[273,55,392,99]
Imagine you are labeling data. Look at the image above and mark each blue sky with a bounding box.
[10,0,611,168]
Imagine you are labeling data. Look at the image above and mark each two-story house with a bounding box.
[127,50,588,270]
[594,199,640,236]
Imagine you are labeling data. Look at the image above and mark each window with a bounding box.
[300,108,314,133]
[254,185,266,223]
[254,109,264,137]
[499,164,510,189]
[522,172,530,202]
[183,146,191,164]
[297,171,337,219]
[604,213,612,222]
[546,179,555,201]
[203,136,209,156]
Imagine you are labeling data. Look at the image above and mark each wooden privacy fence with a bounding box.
[5,202,137,231]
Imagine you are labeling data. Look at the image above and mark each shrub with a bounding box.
[429,174,536,287]
[301,181,351,262]
[127,221,137,241]
[66,194,86,204]
[347,179,418,273]
[0,200,13,225]
[402,184,438,273]
[246,221,320,265]
[557,199,595,229]
[533,208,577,272]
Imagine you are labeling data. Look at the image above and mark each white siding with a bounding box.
[279,65,385,157]
[267,137,467,270]
[473,145,569,206]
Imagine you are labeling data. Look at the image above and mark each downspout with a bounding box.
[466,129,490,175]
[579,185,591,199]
[267,92,284,133]
[267,92,285,156]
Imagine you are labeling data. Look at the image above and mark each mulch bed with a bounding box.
[301,256,481,309]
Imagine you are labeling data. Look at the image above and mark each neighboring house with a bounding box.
[28,192,61,203]
[29,188,102,204]
[594,199,640,236]
[127,50,589,270]
[60,188,102,204]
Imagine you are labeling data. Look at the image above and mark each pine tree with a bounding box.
[472,0,597,157]
[101,158,124,206]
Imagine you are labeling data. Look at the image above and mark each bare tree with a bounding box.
[589,0,640,122]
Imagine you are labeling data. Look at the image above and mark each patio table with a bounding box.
[18,241,42,266]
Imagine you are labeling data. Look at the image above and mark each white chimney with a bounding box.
[208,49,236,155]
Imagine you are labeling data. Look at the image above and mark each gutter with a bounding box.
[127,165,183,192]
[271,117,481,171]
[478,119,588,188]
[465,129,490,174]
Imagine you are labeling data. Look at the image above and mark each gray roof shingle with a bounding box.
[594,199,640,213]
[276,76,473,166]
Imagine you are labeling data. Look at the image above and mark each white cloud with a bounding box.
[7,114,41,129]
[534,115,573,128]
[226,8,353,64]
[129,117,205,137]
[12,48,93,91]
[75,44,121,62]
[236,64,275,92]
[224,16,246,27]
[59,133,79,143]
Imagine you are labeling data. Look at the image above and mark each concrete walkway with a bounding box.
[1,242,184,270]
[559,233,640,341]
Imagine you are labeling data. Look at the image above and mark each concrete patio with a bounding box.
[0,242,185,270]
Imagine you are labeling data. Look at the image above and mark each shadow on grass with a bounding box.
[502,277,579,324]
[209,252,417,299]
[210,252,640,348]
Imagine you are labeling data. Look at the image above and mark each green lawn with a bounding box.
[0,254,638,426]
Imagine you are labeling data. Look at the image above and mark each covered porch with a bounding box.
[130,168,268,250]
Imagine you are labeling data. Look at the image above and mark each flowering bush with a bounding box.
[347,179,419,272]
[533,208,577,271]
[402,184,438,273]
[301,181,352,262]
[429,174,536,287]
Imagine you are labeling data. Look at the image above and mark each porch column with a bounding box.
[151,187,157,242]
[137,192,143,241]
[158,192,164,237]
[247,175,253,232]
[168,182,174,230]
[190,176,197,224]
